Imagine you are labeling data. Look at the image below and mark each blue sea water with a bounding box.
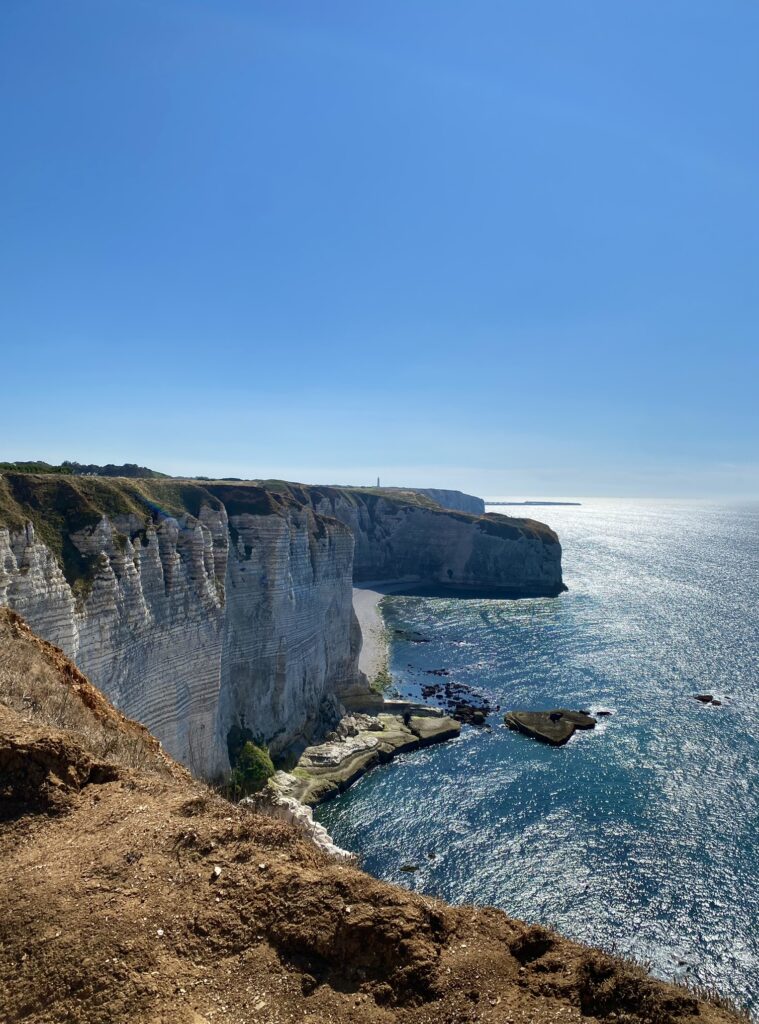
[316,500,759,1011]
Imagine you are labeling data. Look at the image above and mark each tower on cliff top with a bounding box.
[377,476,380,488]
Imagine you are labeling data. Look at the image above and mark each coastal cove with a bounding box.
[316,499,759,1014]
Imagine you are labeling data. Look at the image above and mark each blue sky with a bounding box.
[1,1,757,497]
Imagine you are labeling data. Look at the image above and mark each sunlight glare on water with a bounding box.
[317,500,759,1012]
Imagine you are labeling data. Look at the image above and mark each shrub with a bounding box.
[228,741,274,797]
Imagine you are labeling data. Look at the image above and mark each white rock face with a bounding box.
[311,494,564,595]
[409,488,486,514]
[0,503,360,778]
[0,479,564,786]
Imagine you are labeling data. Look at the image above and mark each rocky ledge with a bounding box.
[269,707,460,806]
[505,708,597,746]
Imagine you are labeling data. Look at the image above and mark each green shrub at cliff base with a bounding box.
[228,741,275,798]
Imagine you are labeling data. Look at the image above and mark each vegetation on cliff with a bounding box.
[0,460,167,477]
[226,723,276,796]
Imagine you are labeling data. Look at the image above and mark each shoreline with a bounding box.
[351,579,420,685]
[350,575,566,692]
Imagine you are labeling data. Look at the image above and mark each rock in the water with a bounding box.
[692,695,723,707]
[407,714,461,744]
[453,703,487,726]
[504,709,597,746]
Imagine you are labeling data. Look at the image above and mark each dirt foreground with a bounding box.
[0,609,744,1024]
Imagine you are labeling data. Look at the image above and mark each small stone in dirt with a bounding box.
[211,865,222,881]
[301,974,317,995]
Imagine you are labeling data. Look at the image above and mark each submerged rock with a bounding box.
[504,709,597,746]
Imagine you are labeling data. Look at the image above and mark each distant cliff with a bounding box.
[409,488,485,515]
[275,483,563,596]
[0,474,564,774]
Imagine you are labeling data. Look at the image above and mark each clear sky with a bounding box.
[1,1,757,498]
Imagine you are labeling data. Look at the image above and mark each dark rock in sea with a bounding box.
[394,629,429,643]
[504,709,597,746]
[711,699,722,706]
[454,705,487,726]
[425,668,450,676]
[400,863,419,873]
[693,694,714,704]
[595,709,613,717]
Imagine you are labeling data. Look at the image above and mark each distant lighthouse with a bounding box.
[377,476,380,488]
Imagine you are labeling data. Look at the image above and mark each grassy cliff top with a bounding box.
[0,475,334,591]
[0,475,319,554]
[0,474,559,593]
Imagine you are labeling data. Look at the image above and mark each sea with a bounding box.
[316,499,759,1013]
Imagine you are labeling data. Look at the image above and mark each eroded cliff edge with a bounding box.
[0,474,564,776]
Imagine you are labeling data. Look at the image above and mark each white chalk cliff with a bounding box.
[0,476,563,777]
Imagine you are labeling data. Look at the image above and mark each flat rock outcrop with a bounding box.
[505,709,597,746]
[272,709,461,805]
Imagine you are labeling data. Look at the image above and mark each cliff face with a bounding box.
[0,474,563,776]
[280,485,564,596]
[409,487,486,515]
[0,476,358,776]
